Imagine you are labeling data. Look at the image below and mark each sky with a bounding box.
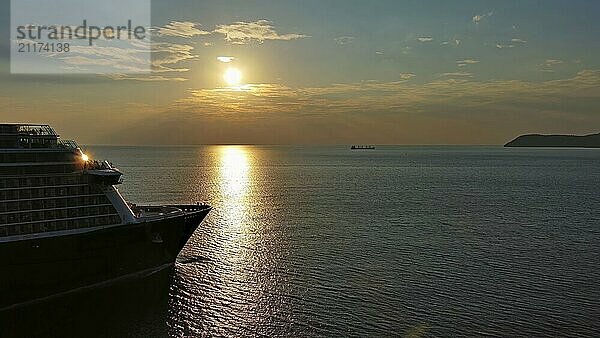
[1,0,599,145]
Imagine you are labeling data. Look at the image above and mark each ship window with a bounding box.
[7,179,18,188]
[7,225,19,236]
[33,223,43,233]
[21,224,33,235]
[7,202,18,212]
[19,200,30,211]
[32,211,44,221]
[0,226,7,237]
[45,210,56,220]
[44,188,53,197]
[31,189,42,198]
[20,213,31,223]
[56,221,67,231]
[32,200,43,210]
[45,199,56,209]
[19,189,31,199]
[7,190,18,200]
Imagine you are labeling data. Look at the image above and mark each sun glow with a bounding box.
[223,68,242,86]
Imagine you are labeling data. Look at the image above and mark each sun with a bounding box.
[223,68,242,86]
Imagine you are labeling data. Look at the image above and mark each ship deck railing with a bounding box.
[57,139,79,150]
[130,204,211,220]
[16,125,58,137]
[0,124,58,137]
[84,160,116,171]
[131,206,183,220]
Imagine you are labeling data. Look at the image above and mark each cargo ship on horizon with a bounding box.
[0,124,211,310]
[351,145,376,150]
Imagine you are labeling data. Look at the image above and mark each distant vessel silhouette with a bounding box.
[351,145,376,150]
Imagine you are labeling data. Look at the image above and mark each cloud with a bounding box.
[168,70,600,146]
[496,38,526,50]
[545,59,564,66]
[442,39,462,46]
[49,44,151,73]
[12,71,600,145]
[473,11,494,24]
[106,74,188,82]
[214,20,308,44]
[399,73,416,80]
[156,21,211,38]
[334,36,355,45]
[151,42,198,73]
[538,59,564,72]
[217,56,236,63]
[440,72,473,77]
[457,59,479,67]
[496,44,515,49]
[417,37,434,42]
[63,40,197,80]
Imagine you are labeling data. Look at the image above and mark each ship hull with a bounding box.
[0,205,210,310]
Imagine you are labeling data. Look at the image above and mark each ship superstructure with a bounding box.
[0,124,211,309]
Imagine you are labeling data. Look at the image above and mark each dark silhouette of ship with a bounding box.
[351,145,376,150]
[0,124,211,310]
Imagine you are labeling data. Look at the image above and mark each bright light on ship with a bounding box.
[223,68,242,86]
[81,153,89,162]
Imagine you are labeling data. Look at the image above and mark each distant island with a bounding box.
[505,133,600,148]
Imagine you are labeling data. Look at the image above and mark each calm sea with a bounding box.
[2,146,600,337]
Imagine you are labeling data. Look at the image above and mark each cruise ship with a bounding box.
[0,124,211,310]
